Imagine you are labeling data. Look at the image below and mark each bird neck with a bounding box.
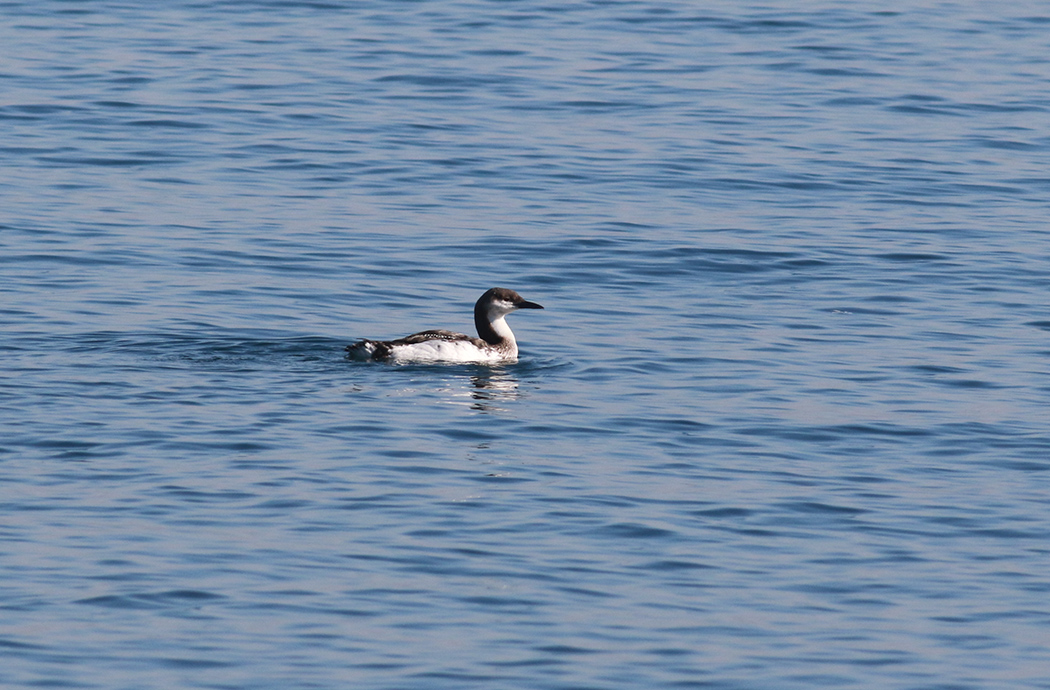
[475,308,515,346]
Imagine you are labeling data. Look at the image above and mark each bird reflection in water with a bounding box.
[469,370,520,412]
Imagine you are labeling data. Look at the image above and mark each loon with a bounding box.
[345,287,544,364]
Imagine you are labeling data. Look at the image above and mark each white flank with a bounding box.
[387,339,515,364]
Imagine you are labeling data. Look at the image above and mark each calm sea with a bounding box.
[2,1,1050,688]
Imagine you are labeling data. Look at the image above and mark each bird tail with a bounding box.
[345,340,379,361]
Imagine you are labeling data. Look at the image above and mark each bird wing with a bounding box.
[391,330,481,346]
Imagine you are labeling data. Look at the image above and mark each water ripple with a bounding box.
[3,2,1050,689]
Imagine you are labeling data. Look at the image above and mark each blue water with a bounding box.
[3,1,1050,688]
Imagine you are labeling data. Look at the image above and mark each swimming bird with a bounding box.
[345,287,544,364]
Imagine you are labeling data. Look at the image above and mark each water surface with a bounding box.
[2,1,1050,688]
